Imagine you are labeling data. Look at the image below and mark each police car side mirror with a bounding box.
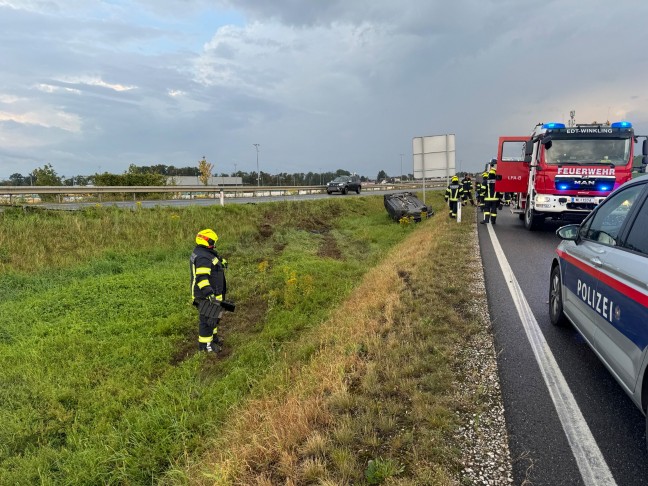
[556,224,579,241]
[643,139,648,156]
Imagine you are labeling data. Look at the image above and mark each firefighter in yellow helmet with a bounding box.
[190,229,228,352]
[444,175,463,218]
[481,169,503,225]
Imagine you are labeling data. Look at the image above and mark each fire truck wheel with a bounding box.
[524,204,543,231]
[549,265,567,326]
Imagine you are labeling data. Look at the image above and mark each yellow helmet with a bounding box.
[451,175,459,182]
[196,228,218,248]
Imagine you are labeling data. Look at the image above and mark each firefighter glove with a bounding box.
[221,258,228,269]
[207,294,223,304]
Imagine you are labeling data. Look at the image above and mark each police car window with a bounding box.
[623,194,648,255]
[583,184,643,246]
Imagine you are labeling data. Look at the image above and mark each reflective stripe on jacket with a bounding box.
[190,245,226,301]
[445,183,463,201]
[484,179,502,201]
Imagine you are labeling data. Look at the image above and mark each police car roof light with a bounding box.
[611,121,632,128]
[542,122,566,129]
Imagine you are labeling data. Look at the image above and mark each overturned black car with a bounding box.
[384,192,433,222]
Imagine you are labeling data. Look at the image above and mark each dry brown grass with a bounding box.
[175,208,478,485]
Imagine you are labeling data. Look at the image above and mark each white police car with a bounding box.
[549,174,648,441]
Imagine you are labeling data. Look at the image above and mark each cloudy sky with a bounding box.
[2,0,648,180]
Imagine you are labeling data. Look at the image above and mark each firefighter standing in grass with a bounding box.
[481,169,503,225]
[461,174,475,206]
[190,229,228,353]
[445,175,463,218]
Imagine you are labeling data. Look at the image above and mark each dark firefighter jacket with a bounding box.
[461,177,472,193]
[478,179,488,198]
[484,177,503,201]
[190,245,227,302]
[445,181,463,201]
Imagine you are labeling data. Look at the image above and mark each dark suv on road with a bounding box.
[326,175,361,195]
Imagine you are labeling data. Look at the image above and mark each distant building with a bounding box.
[167,176,243,186]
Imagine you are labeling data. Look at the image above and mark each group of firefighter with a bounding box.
[444,167,511,225]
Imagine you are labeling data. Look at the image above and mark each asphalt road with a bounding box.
[479,209,648,485]
[32,187,437,210]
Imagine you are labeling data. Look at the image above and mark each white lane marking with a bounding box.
[486,223,616,486]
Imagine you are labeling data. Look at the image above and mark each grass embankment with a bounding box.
[0,196,450,484]
[176,200,484,485]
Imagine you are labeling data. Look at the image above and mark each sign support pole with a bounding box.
[422,137,426,204]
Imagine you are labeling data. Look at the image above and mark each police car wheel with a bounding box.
[549,266,567,326]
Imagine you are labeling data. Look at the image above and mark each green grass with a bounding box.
[0,196,427,484]
[176,196,485,485]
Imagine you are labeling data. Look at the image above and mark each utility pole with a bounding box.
[400,153,404,181]
[253,144,260,186]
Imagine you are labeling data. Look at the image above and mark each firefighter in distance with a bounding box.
[461,174,475,206]
[481,169,503,225]
[476,171,488,211]
[190,229,228,353]
[445,175,464,218]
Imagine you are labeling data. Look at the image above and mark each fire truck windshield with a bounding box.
[545,138,630,166]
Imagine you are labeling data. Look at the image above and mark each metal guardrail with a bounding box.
[0,182,446,205]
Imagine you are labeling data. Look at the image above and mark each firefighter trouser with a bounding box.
[448,199,458,218]
[462,191,474,205]
[195,301,221,347]
[483,200,499,223]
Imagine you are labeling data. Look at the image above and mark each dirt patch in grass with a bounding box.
[258,223,274,239]
[225,295,268,335]
[317,233,343,260]
[170,323,198,365]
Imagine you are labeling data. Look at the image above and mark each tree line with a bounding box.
[0,162,405,187]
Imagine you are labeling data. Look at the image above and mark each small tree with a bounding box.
[376,170,388,182]
[31,163,62,202]
[32,164,62,186]
[198,156,213,185]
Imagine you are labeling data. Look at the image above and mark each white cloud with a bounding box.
[0,108,81,132]
[36,83,81,95]
[60,77,137,92]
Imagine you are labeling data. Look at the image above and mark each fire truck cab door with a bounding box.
[495,136,530,193]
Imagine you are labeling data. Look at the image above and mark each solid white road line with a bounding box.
[486,223,616,486]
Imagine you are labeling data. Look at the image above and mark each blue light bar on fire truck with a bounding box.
[542,122,566,129]
[611,121,632,128]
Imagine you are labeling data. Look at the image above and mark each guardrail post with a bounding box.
[220,190,224,206]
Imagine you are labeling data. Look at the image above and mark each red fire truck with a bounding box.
[495,121,647,230]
